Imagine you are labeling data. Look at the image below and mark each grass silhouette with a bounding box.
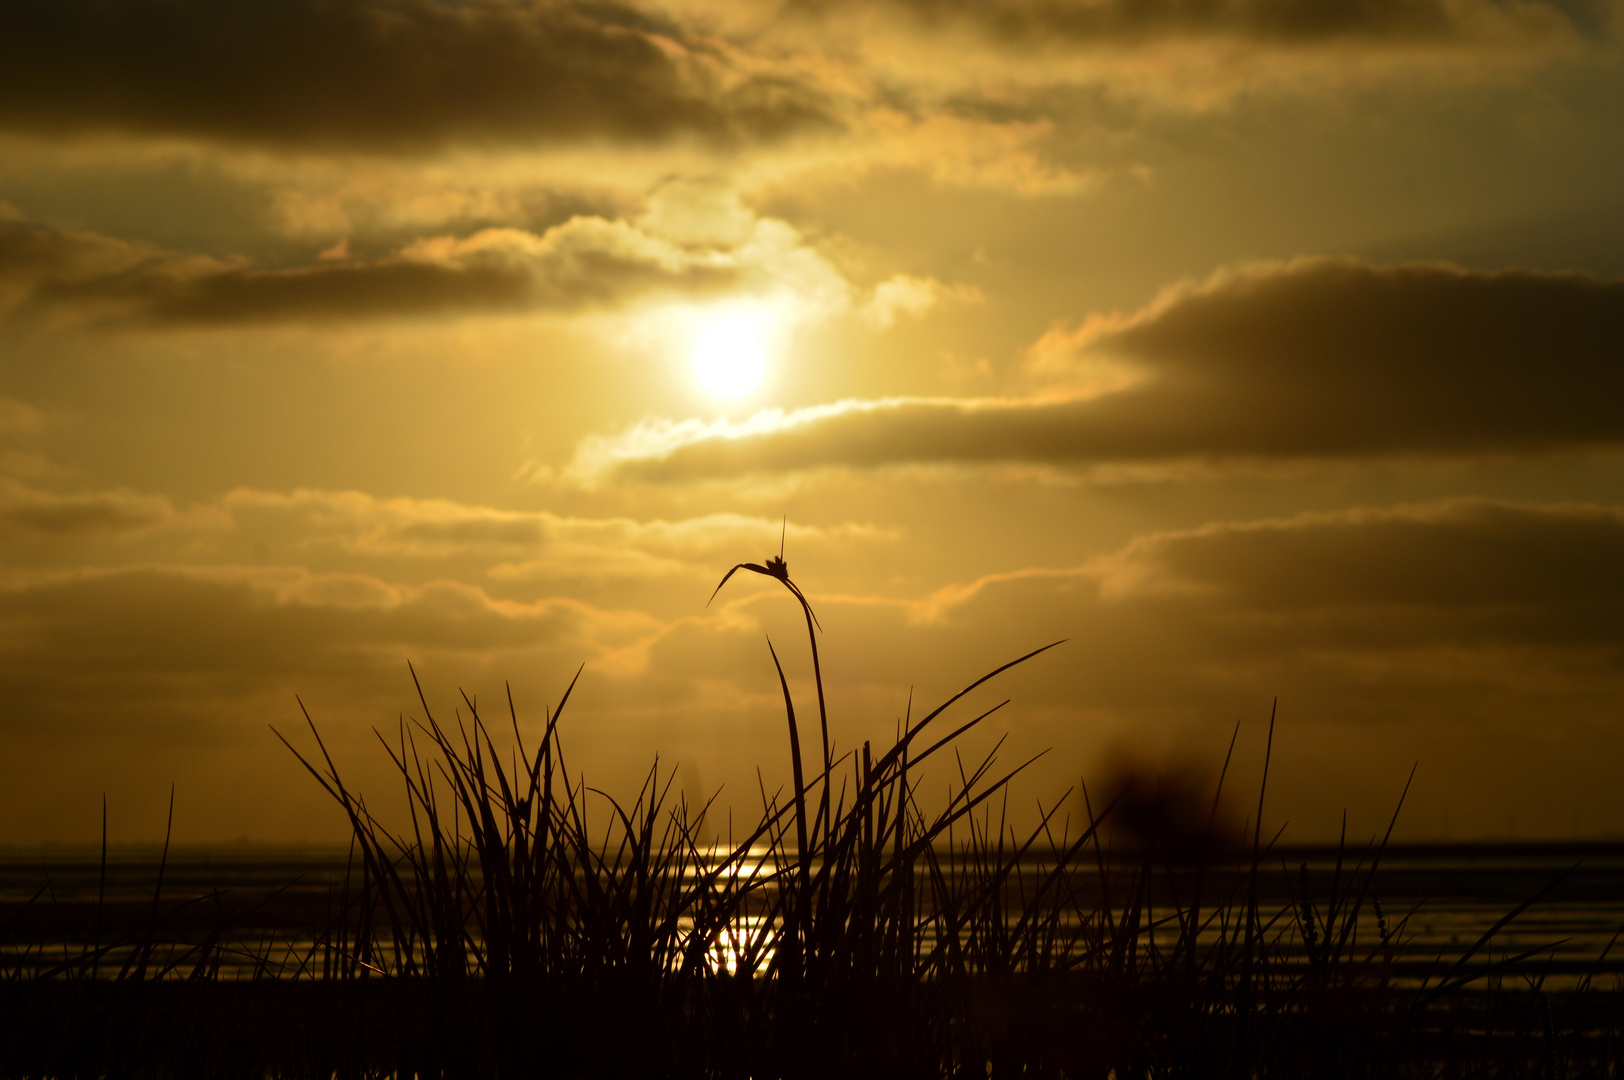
[3,555,1623,1077]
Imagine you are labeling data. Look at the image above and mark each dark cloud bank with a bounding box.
[1106,500,1624,648]
[0,218,736,326]
[896,497,1624,748]
[598,259,1624,480]
[0,0,830,152]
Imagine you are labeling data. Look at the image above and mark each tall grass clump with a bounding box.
[3,548,1621,1078]
[272,553,1083,1077]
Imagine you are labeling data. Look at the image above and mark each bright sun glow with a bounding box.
[691,309,770,400]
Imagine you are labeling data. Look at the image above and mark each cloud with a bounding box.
[0,215,759,327]
[0,479,901,744]
[0,479,176,538]
[839,111,1102,196]
[650,496,1624,835]
[566,258,1624,482]
[222,487,890,571]
[743,0,1610,167]
[858,273,983,329]
[790,0,1595,48]
[902,498,1624,708]
[557,395,1074,484]
[0,397,46,437]
[1065,257,1624,455]
[1094,499,1624,617]
[0,0,832,154]
[0,478,896,589]
[0,217,151,312]
[1,494,1620,839]
[0,564,658,702]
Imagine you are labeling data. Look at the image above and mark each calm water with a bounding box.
[4,842,1622,983]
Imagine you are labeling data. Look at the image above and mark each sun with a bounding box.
[691,308,770,400]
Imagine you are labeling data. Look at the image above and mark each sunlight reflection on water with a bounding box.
[695,916,778,976]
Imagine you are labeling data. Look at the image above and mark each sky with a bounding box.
[2,0,1623,845]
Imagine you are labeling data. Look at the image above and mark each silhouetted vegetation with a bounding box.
[3,559,1623,1078]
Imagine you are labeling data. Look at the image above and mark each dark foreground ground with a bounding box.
[3,843,1624,1078]
[4,976,1623,1079]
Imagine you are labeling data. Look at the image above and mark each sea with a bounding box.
[4,842,1622,986]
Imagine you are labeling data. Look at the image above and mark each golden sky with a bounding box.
[2,0,1623,844]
